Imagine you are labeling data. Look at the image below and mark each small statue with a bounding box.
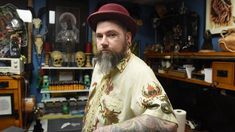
[199,30,215,52]
[180,36,197,52]
[33,105,44,132]
[84,74,91,89]
[42,75,50,100]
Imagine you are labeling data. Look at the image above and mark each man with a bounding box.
[83,3,178,132]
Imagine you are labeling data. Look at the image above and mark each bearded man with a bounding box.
[82,3,178,132]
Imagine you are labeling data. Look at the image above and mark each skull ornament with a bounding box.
[34,35,43,55]
[51,51,63,67]
[75,51,85,67]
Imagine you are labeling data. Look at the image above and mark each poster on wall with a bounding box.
[206,0,235,34]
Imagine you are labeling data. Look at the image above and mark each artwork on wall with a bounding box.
[47,0,88,51]
[0,94,13,116]
[55,7,80,44]
[206,0,235,34]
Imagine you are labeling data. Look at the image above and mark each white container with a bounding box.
[204,68,212,83]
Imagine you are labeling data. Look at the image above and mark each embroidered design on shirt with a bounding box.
[140,81,162,109]
[117,50,132,72]
[105,79,113,95]
[100,99,121,125]
[143,82,162,98]
[160,95,173,114]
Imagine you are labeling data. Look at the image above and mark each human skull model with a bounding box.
[75,51,85,67]
[51,51,63,67]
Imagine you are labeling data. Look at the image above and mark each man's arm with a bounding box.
[94,114,177,132]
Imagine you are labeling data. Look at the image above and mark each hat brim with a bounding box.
[87,11,137,36]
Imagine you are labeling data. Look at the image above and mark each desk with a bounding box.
[0,76,25,130]
[27,117,83,132]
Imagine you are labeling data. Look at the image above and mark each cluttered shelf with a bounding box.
[156,73,235,91]
[41,89,89,93]
[144,51,235,59]
[41,66,94,70]
[144,51,235,92]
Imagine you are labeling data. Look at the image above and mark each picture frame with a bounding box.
[47,0,88,52]
[0,93,14,116]
[205,0,235,34]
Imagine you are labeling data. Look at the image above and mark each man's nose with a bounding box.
[100,36,109,48]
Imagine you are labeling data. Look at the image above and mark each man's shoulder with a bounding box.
[129,55,150,70]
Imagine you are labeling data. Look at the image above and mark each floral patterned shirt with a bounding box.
[82,51,178,132]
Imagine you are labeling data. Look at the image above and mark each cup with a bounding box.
[185,66,195,79]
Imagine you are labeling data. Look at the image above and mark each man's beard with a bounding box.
[96,45,128,74]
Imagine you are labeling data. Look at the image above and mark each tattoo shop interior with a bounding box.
[0,0,235,131]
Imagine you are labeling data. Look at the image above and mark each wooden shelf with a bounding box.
[41,89,89,93]
[144,51,235,60]
[41,66,94,70]
[156,73,235,91]
[41,97,88,103]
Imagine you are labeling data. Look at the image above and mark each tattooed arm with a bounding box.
[94,114,177,132]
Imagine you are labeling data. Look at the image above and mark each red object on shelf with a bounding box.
[85,42,92,53]
[44,42,51,53]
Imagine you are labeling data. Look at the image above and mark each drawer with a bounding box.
[0,79,18,89]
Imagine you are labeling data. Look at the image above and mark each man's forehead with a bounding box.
[96,21,123,33]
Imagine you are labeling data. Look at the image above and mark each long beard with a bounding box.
[96,44,128,74]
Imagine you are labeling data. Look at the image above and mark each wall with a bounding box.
[27,0,235,131]
[31,0,46,102]
[31,0,227,108]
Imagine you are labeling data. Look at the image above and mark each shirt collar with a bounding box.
[116,49,132,73]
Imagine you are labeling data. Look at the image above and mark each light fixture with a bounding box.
[16,9,32,23]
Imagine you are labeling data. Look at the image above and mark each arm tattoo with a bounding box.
[94,114,177,132]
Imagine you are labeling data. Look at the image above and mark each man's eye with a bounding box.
[107,33,117,38]
[96,35,103,39]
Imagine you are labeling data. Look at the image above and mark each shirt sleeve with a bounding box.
[131,75,178,124]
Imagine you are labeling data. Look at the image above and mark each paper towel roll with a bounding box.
[174,109,187,132]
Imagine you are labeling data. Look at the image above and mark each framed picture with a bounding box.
[0,93,14,116]
[205,0,235,34]
[47,0,88,52]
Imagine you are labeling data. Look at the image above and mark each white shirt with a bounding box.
[83,52,177,132]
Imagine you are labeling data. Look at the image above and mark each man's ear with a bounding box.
[126,32,132,47]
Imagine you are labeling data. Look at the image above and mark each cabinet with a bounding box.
[0,76,25,130]
[39,65,93,118]
[144,51,235,91]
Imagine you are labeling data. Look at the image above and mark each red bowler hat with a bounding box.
[87,3,137,36]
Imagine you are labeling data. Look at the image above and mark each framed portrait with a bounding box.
[0,93,14,116]
[47,0,88,52]
[205,0,235,34]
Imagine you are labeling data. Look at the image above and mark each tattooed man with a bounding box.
[83,3,178,132]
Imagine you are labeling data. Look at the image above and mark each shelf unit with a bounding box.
[144,51,235,91]
[39,65,93,117]
[41,66,94,70]
[41,89,89,93]
[144,51,235,60]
